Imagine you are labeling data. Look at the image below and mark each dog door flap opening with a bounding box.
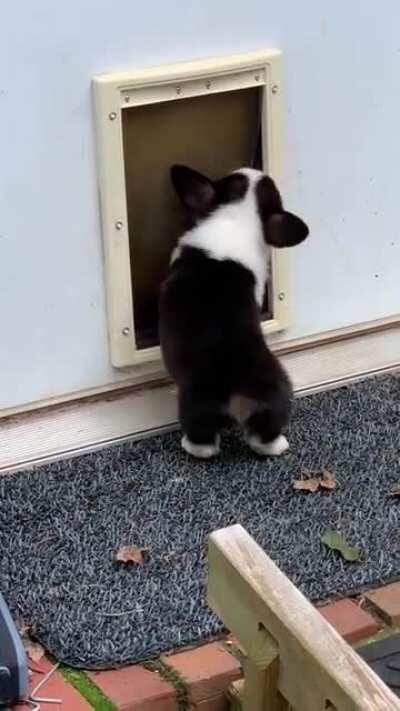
[93,49,288,367]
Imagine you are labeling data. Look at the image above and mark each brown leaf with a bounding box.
[320,470,337,490]
[115,545,148,565]
[389,487,400,497]
[293,477,320,493]
[25,641,45,663]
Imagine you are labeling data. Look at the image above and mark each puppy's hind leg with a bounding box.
[246,425,289,457]
[179,387,228,459]
[243,388,291,457]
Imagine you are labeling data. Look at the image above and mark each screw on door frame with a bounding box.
[108,111,117,120]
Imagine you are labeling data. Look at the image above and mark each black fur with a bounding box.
[256,175,310,247]
[159,166,309,453]
[170,165,249,227]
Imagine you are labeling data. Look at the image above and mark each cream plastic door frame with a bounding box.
[93,49,288,368]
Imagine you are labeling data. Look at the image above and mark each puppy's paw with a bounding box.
[181,434,220,459]
[246,433,289,457]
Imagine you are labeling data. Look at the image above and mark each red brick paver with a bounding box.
[162,640,241,709]
[15,657,91,711]
[89,664,176,711]
[317,599,379,643]
[364,582,400,625]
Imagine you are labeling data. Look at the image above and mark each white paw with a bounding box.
[181,434,220,459]
[246,433,289,457]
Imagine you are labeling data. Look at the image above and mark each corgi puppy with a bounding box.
[159,165,309,458]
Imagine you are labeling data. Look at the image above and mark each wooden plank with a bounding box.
[0,385,177,474]
[208,525,400,711]
[229,679,245,710]
[242,626,280,711]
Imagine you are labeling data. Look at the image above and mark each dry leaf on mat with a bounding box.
[115,545,148,565]
[293,478,320,493]
[25,640,45,663]
[293,469,337,493]
[319,470,337,490]
[389,487,400,497]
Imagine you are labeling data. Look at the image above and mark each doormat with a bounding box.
[1,374,400,669]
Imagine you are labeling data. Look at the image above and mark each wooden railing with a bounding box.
[208,524,400,711]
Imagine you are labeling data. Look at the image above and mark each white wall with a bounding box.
[1,1,399,411]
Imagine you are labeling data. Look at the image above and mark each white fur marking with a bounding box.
[246,433,289,457]
[181,434,221,459]
[172,168,269,305]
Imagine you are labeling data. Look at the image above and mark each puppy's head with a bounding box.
[170,164,309,248]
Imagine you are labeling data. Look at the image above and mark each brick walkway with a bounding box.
[15,581,400,710]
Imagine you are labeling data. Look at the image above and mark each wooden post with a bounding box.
[208,524,400,710]
[242,626,279,711]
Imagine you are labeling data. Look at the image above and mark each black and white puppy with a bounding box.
[159,165,309,459]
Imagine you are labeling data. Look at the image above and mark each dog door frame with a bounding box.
[93,49,288,368]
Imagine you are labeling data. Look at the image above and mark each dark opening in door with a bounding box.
[122,86,270,350]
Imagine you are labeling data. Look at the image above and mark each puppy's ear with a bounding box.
[256,175,283,215]
[265,212,309,248]
[257,175,309,247]
[170,165,216,216]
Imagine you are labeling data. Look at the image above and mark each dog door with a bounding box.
[93,50,288,367]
